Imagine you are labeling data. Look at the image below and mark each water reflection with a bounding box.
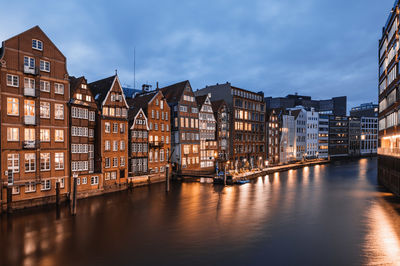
[1,158,400,265]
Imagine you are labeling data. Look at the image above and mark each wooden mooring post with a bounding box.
[7,187,12,214]
[71,176,77,216]
[166,165,170,192]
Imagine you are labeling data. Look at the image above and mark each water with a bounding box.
[1,158,400,266]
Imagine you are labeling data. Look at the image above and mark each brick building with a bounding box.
[195,82,266,170]
[89,75,129,188]
[196,94,217,173]
[266,109,280,165]
[69,76,101,193]
[127,89,171,179]
[161,81,200,174]
[0,26,70,206]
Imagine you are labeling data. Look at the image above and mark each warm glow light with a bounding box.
[382,134,400,140]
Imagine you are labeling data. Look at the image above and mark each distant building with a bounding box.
[329,116,349,158]
[288,107,307,161]
[350,102,378,118]
[280,112,295,164]
[211,100,230,171]
[360,117,378,156]
[306,108,319,158]
[266,109,281,165]
[348,117,361,157]
[318,114,329,159]
[195,82,266,170]
[265,94,347,116]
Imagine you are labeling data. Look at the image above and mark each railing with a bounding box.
[24,116,36,125]
[23,66,38,75]
[23,140,37,149]
[24,87,36,97]
[378,147,400,157]
[149,141,164,147]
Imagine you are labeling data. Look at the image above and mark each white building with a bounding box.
[361,117,378,155]
[306,108,319,158]
[318,114,329,159]
[280,113,295,163]
[288,107,307,161]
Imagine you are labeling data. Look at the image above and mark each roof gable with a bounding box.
[130,108,149,130]
[89,75,129,109]
[160,80,191,104]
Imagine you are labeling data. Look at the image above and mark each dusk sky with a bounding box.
[0,0,394,110]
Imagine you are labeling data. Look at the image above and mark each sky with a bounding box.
[0,0,395,111]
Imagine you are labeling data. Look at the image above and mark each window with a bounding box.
[24,78,35,89]
[40,80,50,92]
[120,123,125,133]
[58,178,65,189]
[86,95,92,102]
[111,172,117,180]
[91,176,99,185]
[55,153,64,170]
[105,140,111,151]
[120,140,125,151]
[160,149,164,162]
[113,141,118,151]
[89,111,95,121]
[25,182,36,193]
[55,104,64,119]
[12,186,20,195]
[113,157,118,167]
[6,74,19,87]
[120,157,125,167]
[89,129,94,138]
[7,154,19,173]
[25,154,36,172]
[105,122,111,133]
[41,180,51,191]
[113,123,118,133]
[40,153,50,171]
[40,102,50,118]
[40,60,50,72]
[55,83,64,94]
[24,128,35,141]
[82,177,87,184]
[7,128,19,141]
[40,129,50,142]
[7,98,19,116]
[105,158,111,168]
[76,93,82,100]
[55,129,64,142]
[32,39,43,50]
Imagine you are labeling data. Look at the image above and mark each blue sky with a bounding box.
[0,0,394,110]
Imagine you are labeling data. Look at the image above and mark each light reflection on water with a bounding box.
[1,158,400,265]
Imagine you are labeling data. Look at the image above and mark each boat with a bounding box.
[235,180,250,185]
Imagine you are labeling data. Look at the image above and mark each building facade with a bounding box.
[89,75,129,188]
[69,76,101,193]
[350,102,378,118]
[127,107,148,177]
[288,107,307,161]
[318,114,329,159]
[348,117,361,157]
[329,116,349,158]
[266,109,280,165]
[0,26,70,205]
[280,112,295,164]
[306,108,319,158]
[360,117,378,156]
[161,81,200,174]
[196,94,217,173]
[211,100,230,171]
[195,82,266,170]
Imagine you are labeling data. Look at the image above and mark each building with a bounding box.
[306,108,319,158]
[128,89,171,179]
[378,1,400,196]
[348,117,361,157]
[350,102,378,118]
[127,106,148,177]
[211,100,230,171]
[266,109,280,165]
[318,114,329,159]
[0,26,70,206]
[89,75,129,188]
[195,82,266,170]
[329,116,349,158]
[288,107,307,161]
[196,94,217,173]
[265,94,347,116]
[161,81,200,174]
[360,117,378,156]
[69,76,101,193]
[280,112,295,164]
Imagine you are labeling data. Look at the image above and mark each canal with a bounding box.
[1,158,400,265]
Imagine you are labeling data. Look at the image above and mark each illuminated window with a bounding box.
[55,129,64,142]
[7,98,19,116]
[7,128,19,141]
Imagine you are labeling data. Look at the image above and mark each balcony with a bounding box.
[23,140,37,149]
[378,147,400,158]
[149,141,164,147]
[24,116,36,125]
[23,65,38,75]
[24,87,36,97]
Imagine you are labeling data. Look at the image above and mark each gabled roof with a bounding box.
[195,95,207,109]
[129,108,149,130]
[89,75,129,109]
[123,87,141,98]
[160,80,190,104]
[127,91,158,117]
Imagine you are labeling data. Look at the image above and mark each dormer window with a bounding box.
[32,39,43,51]
[81,84,87,89]
[76,93,82,100]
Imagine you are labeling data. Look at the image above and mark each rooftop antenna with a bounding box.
[134,47,136,90]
